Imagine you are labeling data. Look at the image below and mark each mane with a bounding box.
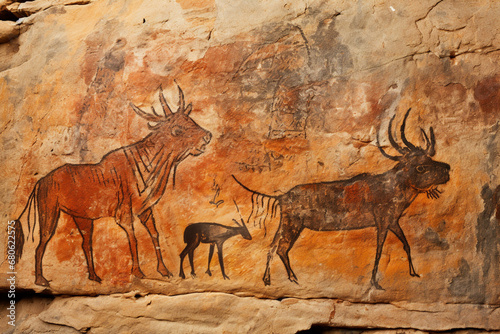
[123,132,179,194]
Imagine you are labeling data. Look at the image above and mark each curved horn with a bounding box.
[388,115,406,154]
[177,84,186,114]
[400,108,417,151]
[377,131,400,161]
[148,122,161,131]
[233,199,246,225]
[151,106,161,117]
[130,103,163,122]
[427,126,436,156]
[158,85,174,116]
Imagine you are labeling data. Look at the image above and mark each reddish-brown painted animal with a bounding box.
[233,109,450,289]
[14,85,212,286]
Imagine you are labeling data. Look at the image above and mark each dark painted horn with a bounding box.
[377,131,400,161]
[388,114,406,154]
[400,108,417,151]
[427,126,436,156]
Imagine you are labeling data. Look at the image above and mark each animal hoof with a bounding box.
[410,269,420,277]
[191,273,197,279]
[223,275,230,280]
[371,279,384,290]
[132,269,145,279]
[179,273,186,279]
[158,267,173,278]
[35,276,50,287]
[90,275,102,283]
[205,270,212,276]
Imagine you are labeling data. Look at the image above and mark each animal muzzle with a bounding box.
[438,161,451,184]
[194,131,212,155]
[203,132,212,145]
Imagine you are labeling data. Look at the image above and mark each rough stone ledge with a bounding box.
[0,292,498,333]
[0,0,92,44]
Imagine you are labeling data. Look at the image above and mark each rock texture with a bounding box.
[1,293,499,333]
[0,0,499,332]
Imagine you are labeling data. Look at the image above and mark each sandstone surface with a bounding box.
[0,0,498,332]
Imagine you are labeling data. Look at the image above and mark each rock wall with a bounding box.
[0,0,499,332]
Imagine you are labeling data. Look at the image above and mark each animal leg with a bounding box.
[371,228,388,290]
[34,190,60,287]
[139,209,173,278]
[276,225,303,285]
[263,233,280,285]
[116,210,145,279]
[263,214,291,286]
[179,245,189,279]
[216,243,229,280]
[179,236,200,279]
[73,217,101,283]
[390,224,419,277]
[206,244,215,276]
[188,247,197,278]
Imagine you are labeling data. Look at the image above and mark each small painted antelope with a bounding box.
[179,202,252,280]
[233,108,451,289]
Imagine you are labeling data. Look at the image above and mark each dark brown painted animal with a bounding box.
[233,109,450,289]
[13,85,212,286]
[179,207,252,280]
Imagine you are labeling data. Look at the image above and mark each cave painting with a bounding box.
[13,85,212,286]
[233,108,451,289]
[179,201,252,280]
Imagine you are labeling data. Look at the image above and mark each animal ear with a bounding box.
[171,125,184,137]
[232,219,241,227]
[183,103,192,116]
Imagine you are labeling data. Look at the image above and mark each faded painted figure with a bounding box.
[179,203,252,280]
[234,109,450,289]
[13,85,212,286]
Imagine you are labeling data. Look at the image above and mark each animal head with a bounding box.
[233,200,252,240]
[378,108,450,197]
[130,84,212,156]
[232,218,252,240]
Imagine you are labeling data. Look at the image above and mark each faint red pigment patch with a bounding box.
[52,217,81,263]
[474,76,500,116]
[181,41,250,76]
[263,137,309,155]
[343,181,372,205]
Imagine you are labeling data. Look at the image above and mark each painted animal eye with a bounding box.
[416,165,427,173]
[171,125,184,137]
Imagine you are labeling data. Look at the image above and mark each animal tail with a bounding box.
[11,182,39,262]
[12,219,24,264]
[232,175,279,237]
